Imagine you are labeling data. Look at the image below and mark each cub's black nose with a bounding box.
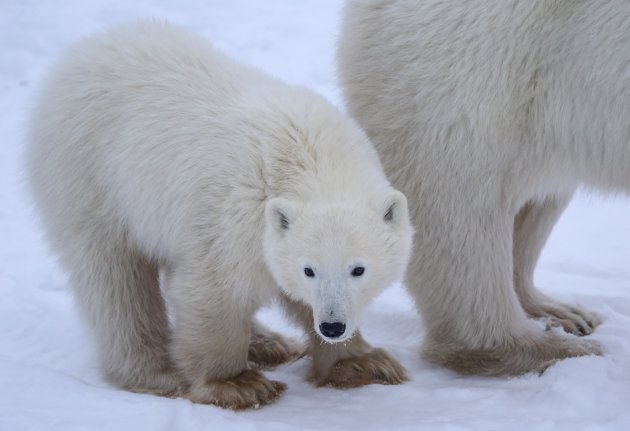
[319,322,346,338]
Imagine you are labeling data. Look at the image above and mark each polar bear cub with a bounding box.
[339,0,612,376]
[27,22,413,409]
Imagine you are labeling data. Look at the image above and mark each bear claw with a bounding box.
[184,369,286,410]
[248,329,306,370]
[312,348,408,388]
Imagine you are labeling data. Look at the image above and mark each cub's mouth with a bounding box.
[315,320,354,343]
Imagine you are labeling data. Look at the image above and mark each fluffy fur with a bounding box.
[27,22,413,409]
[337,0,623,376]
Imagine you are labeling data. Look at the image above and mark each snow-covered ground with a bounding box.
[2,1,630,430]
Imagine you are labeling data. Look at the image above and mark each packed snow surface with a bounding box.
[1,1,629,430]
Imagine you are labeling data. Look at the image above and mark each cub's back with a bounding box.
[26,22,271,258]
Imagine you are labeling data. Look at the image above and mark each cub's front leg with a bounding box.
[168,264,285,410]
[280,293,408,388]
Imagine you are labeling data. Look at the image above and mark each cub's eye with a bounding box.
[351,266,365,277]
[304,267,315,278]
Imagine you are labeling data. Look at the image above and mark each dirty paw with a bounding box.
[248,331,305,370]
[312,348,408,388]
[535,303,601,336]
[184,369,286,410]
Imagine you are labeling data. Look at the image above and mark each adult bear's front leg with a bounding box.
[408,198,602,376]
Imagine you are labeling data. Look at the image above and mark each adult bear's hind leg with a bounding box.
[408,196,602,376]
[513,195,601,336]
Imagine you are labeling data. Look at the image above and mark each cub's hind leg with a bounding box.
[67,232,182,396]
[248,318,305,370]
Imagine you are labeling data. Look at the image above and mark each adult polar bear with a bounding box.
[338,0,621,376]
[27,22,413,409]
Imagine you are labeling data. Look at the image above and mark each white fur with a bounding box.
[338,0,617,375]
[27,21,413,403]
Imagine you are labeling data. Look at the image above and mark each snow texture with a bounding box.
[1,1,629,430]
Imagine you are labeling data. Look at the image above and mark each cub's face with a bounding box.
[263,191,412,343]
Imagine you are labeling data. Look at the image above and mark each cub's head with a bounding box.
[263,190,413,343]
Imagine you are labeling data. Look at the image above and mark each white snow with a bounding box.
[1,1,630,430]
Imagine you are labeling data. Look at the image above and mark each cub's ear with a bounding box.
[380,190,409,228]
[265,198,297,235]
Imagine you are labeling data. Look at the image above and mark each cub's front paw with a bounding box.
[312,348,408,388]
[184,369,286,410]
